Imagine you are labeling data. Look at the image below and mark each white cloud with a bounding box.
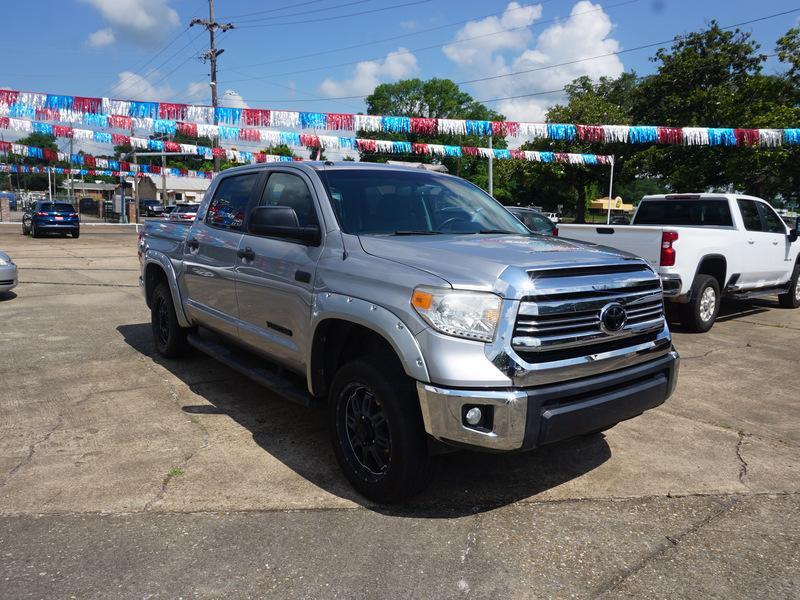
[319,48,419,97]
[86,28,116,47]
[443,1,624,122]
[186,81,208,102]
[111,71,174,101]
[221,90,249,109]
[80,0,180,47]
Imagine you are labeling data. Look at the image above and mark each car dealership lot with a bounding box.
[1,225,798,598]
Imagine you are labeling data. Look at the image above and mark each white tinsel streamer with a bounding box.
[271,111,300,128]
[72,129,93,140]
[197,124,219,138]
[60,110,84,123]
[319,135,340,149]
[375,139,394,152]
[57,152,68,161]
[96,159,108,169]
[523,151,541,162]
[0,104,9,117]
[103,99,130,117]
[132,117,153,131]
[18,92,46,109]
[180,144,198,154]
[759,129,782,147]
[477,147,493,158]
[427,144,445,156]
[8,118,32,133]
[259,130,281,146]
[354,114,382,132]
[682,127,709,145]
[568,154,584,164]
[130,137,148,149]
[187,105,214,124]
[517,123,548,139]
[603,125,629,143]
[11,144,25,155]
[438,119,466,135]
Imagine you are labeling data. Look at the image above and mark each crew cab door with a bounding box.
[181,171,260,337]
[235,170,324,372]
[756,200,793,284]
[736,198,789,287]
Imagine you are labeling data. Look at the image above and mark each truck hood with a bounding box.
[358,234,642,291]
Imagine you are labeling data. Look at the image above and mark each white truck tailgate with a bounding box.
[558,224,665,268]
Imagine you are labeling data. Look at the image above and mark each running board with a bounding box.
[187,331,316,408]
[724,284,790,300]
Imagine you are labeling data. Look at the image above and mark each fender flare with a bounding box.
[143,250,191,328]
[308,293,430,396]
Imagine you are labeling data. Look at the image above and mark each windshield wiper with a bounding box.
[391,230,443,236]
[477,229,520,234]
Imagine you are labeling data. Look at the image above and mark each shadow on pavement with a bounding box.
[118,322,611,517]
[666,298,776,333]
[0,291,17,301]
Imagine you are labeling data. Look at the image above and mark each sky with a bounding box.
[0,0,798,158]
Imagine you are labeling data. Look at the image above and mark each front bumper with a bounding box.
[0,263,17,292]
[417,350,679,451]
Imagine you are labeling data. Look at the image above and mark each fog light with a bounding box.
[465,407,483,426]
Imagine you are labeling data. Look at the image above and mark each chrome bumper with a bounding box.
[660,274,683,297]
[417,350,679,452]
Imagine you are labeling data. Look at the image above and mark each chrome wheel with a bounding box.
[795,276,800,302]
[341,383,391,477]
[699,286,717,322]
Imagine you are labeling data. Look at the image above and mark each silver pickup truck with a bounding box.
[138,162,679,502]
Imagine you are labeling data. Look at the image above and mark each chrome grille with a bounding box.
[513,264,665,362]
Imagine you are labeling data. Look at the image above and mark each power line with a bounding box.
[242,0,373,24]
[234,0,434,28]
[214,0,328,21]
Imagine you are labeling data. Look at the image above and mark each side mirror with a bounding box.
[249,205,321,245]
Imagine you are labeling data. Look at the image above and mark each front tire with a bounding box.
[680,274,720,333]
[150,282,190,358]
[328,357,430,503]
[778,265,800,309]
[31,223,39,238]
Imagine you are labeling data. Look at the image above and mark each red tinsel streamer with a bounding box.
[212,147,226,157]
[243,108,271,126]
[150,165,161,174]
[554,153,570,163]
[42,149,58,161]
[159,102,188,120]
[412,143,429,154]
[734,129,759,146]
[255,153,267,163]
[577,125,604,142]
[410,118,437,135]
[326,113,354,131]
[0,141,10,152]
[239,128,260,142]
[462,146,479,156]
[0,90,19,105]
[119,161,129,170]
[164,141,181,152]
[357,139,376,152]
[73,96,102,114]
[109,115,133,130]
[492,121,519,137]
[292,157,303,161]
[510,149,526,160]
[180,169,188,176]
[301,134,320,147]
[177,121,198,137]
[84,155,96,167]
[0,117,9,129]
[111,133,130,146]
[657,127,682,145]
[36,108,61,121]
[53,125,73,138]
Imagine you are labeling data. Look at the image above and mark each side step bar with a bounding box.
[187,331,316,408]
[724,283,791,300]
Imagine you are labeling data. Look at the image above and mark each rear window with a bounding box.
[40,203,74,213]
[633,199,732,227]
[174,204,198,213]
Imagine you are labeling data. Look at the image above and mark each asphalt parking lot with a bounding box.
[1,224,798,598]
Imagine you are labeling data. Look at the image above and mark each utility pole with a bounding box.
[69,137,75,205]
[191,1,235,172]
[488,135,494,196]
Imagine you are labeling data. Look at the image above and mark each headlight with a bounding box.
[0,258,7,266]
[411,286,501,342]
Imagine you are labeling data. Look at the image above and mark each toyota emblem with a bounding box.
[600,302,627,333]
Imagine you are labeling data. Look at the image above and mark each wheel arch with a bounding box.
[694,254,727,291]
[143,254,191,327]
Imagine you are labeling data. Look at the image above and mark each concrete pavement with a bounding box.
[0,224,798,598]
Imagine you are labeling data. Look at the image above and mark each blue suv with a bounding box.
[23,201,80,238]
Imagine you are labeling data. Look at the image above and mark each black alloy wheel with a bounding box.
[340,382,392,477]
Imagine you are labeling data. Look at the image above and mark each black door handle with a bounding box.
[187,238,199,250]
[237,247,256,260]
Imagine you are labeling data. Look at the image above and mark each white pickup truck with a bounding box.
[559,194,800,332]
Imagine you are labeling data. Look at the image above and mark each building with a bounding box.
[60,180,118,202]
[139,175,211,205]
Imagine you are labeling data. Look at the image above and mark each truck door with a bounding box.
[756,201,793,285]
[735,198,771,288]
[181,172,260,337]
[235,170,324,372]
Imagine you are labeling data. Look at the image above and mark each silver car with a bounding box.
[0,251,18,293]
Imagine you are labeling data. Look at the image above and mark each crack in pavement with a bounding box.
[736,431,751,486]
[679,348,720,360]
[457,516,480,596]
[0,415,63,489]
[21,281,139,288]
[593,496,740,597]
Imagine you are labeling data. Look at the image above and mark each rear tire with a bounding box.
[778,265,800,309]
[71,230,80,239]
[680,274,720,333]
[151,282,190,358]
[31,223,39,238]
[328,356,431,503]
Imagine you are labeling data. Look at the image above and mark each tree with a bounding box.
[9,133,64,191]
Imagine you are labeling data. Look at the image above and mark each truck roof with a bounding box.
[218,160,455,178]
[641,193,764,202]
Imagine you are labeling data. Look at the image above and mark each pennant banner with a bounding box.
[0,87,798,147]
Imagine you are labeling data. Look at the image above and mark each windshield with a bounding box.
[321,169,529,236]
[634,199,733,226]
[40,203,74,213]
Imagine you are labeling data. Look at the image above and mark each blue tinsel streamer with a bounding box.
[153,119,177,135]
[392,141,412,153]
[547,124,576,141]
[214,107,242,125]
[9,104,35,119]
[493,149,511,160]
[629,126,658,144]
[197,145,211,157]
[465,120,492,137]
[279,156,293,162]
[381,116,411,133]
[33,122,53,135]
[240,151,253,163]
[107,160,119,170]
[539,152,555,162]
[339,137,356,150]
[148,139,164,151]
[71,154,83,165]
[583,154,598,165]
[129,101,159,119]
[280,132,301,146]
[84,113,109,128]
[45,94,74,110]
[785,129,800,145]
[444,145,462,157]
[300,112,327,129]
[218,125,239,140]
[707,128,736,146]
[93,132,112,144]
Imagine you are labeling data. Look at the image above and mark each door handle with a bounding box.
[187,238,199,250]
[772,240,779,245]
[237,247,256,261]
[747,240,755,244]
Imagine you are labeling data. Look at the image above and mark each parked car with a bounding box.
[508,207,557,235]
[0,250,17,293]
[22,201,80,238]
[168,202,199,222]
[610,214,630,225]
[559,193,800,332]
[544,212,560,224]
[161,205,177,220]
[140,199,164,217]
[139,163,678,502]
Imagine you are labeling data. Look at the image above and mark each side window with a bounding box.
[205,173,258,231]
[737,199,762,232]
[758,203,786,234]
[258,172,319,227]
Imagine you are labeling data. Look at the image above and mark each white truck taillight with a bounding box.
[660,231,678,266]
